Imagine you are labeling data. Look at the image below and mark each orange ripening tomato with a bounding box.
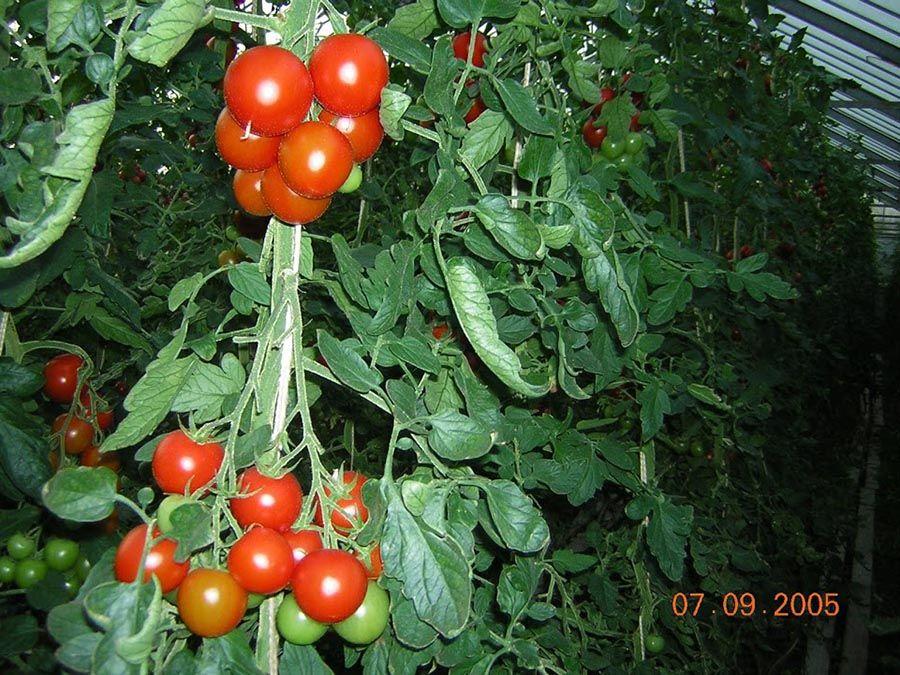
[318,109,384,163]
[261,166,331,226]
[215,108,281,171]
[233,170,272,217]
[278,121,353,199]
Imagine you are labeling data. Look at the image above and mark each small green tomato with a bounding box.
[338,164,363,194]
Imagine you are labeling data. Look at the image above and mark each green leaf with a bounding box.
[424,37,458,117]
[0,406,52,501]
[42,467,117,522]
[370,27,432,74]
[436,0,519,28]
[167,502,213,561]
[494,79,553,135]
[387,0,440,40]
[102,353,198,453]
[127,0,207,67]
[47,601,93,645]
[279,643,333,675]
[472,194,544,260]
[478,479,549,552]
[88,312,152,353]
[637,379,670,439]
[0,358,42,396]
[647,276,692,325]
[517,136,556,181]
[581,247,639,347]
[428,410,493,460]
[331,234,368,308]
[368,242,418,335]
[445,258,550,397]
[647,498,693,581]
[168,273,204,311]
[0,99,113,268]
[0,70,42,105]
[48,0,83,50]
[460,111,513,169]
[380,87,412,141]
[381,490,471,637]
[228,262,270,305]
[171,354,245,422]
[687,383,730,410]
[316,331,382,393]
[552,550,597,573]
[387,336,442,374]
[0,615,39,657]
[56,633,101,672]
[0,505,40,540]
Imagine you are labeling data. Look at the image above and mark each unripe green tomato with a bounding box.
[0,556,16,583]
[157,495,189,534]
[600,137,624,160]
[62,575,80,597]
[338,164,363,194]
[615,154,632,170]
[74,556,91,583]
[645,634,665,654]
[503,140,517,165]
[689,439,704,457]
[625,132,644,155]
[225,225,240,242]
[15,559,47,589]
[247,593,265,609]
[334,581,390,645]
[7,533,34,560]
[621,418,634,433]
[44,539,80,572]
[276,594,328,644]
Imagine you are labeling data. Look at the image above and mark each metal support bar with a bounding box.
[771,0,899,66]
[830,110,900,153]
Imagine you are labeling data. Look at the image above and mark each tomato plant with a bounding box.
[282,529,323,566]
[314,470,369,532]
[261,166,332,225]
[319,109,384,162]
[232,169,272,217]
[51,414,94,454]
[215,108,281,171]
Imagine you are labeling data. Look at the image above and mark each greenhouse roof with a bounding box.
[770,0,899,216]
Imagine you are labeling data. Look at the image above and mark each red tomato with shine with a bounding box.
[314,471,369,533]
[177,569,247,637]
[114,525,189,593]
[43,354,84,404]
[227,527,294,594]
[231,468,303,532]
[261,166,331,226]
[215,108,280,171]
[309,34,388,117]
[151,430,224,495]
[283,529,324,566]
[224,46,313,136]
[291,549,368,623]
[51,414,94,454]
[452,31,488,68]
[278,121,353,199]
[582,118,608,149]
[318,109,383,162]
[233,169,272,216]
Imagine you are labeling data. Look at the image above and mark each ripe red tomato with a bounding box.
[79,390,113,430]
[630,113,641,132]
[215,108,281,171]
[314,471,369,533]
[591,87,616,115]
[233,169,271,216]
[151,430,224,495]
[278,121,353,199]
[318,109,383,162]
[309,34,388,117]
[452,31,488,67]
[739,244,755,258]
[43,354,84,404]
[432,324,451,340]
[224,46,312,136]
[114,524,189,593]
[51,414,94,454]
[283,530,324,566]
[177,569,247,637]
[227,527,294,594]
[231,468,303,532]
[464,97,486,125]
[582,118,607,149]
[291,549,368,623]
[261,166,331,226]
[80,446,121,472]
[364,545,382,579]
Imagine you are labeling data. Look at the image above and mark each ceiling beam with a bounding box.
[827,130,900,168]
[770,0,899,67]
[829,110,900,154]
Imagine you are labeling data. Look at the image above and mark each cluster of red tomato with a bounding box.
[44,354,120,476]
[114,431,385,642]
[453,31,489,125]
[581,81,646,169]
[725,244,755,261]
[215,34,388,226]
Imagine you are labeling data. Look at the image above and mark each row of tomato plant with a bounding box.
[0,0,882,671]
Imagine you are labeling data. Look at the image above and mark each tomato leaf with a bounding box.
[0,615,39,657]
[472,194,544,260]
[227,262,270,305]
[494,79,553,135]
[279,643,333,675]
[436,0,519,28]
[459,110,513,169]
[428,410,493,460]
[42,467,117,522]
[380,87,412,141]
[445,257,550,397]
[637,379,671,439]
[387,0,440,40]
[56,633,102,672]
[476,479,549,553]
[127,0,207,68]
[381,489,471,637]
[370,27,432,75]
[646,498,693,581]
[316,330,382,393]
